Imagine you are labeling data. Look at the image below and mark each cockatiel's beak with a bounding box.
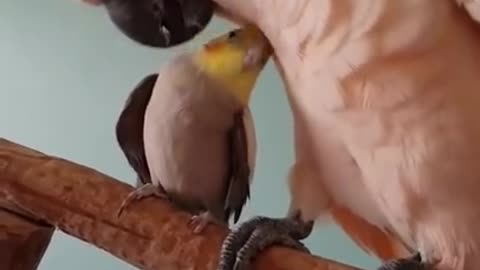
[83,0,215,48]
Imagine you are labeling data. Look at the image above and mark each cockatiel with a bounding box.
[115,25,272,234]
[84,0,480,269]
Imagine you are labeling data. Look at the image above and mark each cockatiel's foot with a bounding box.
[378,253,430,270]
[117,183,168,218]
[217,212,313,270]
[189,211,223,234]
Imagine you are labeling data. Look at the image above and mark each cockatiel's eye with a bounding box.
[228,31,237,39]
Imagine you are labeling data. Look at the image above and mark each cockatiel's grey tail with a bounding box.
[115,25,272,233]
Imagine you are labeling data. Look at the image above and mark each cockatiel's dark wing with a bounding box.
[115,73,158,186]
[224,107,257,224]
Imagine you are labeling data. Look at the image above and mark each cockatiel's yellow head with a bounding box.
[193,25,272,106]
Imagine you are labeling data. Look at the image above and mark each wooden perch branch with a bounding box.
[0,138,362,270]
[0,206,54,270]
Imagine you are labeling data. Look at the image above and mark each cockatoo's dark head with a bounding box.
[84,0,215,48]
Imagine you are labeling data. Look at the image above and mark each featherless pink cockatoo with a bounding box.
[83,0,480,269]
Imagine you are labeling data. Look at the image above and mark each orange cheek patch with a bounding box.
[204,42,224,53]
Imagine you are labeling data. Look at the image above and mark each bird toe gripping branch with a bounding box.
[217,215,314,270]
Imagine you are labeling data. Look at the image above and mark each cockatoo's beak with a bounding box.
[86,0,215,48]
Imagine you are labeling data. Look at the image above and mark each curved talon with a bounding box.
[116,183,167,218]
[189,211,222,234]
[116,193,137,217]
[189,215,209,234]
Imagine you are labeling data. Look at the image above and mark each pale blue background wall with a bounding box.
[1,1,380,269]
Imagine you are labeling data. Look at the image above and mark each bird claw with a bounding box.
[189,211,220,234]
[116,183,167,218]
[378,253,429,270]
[217,215,313,270]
